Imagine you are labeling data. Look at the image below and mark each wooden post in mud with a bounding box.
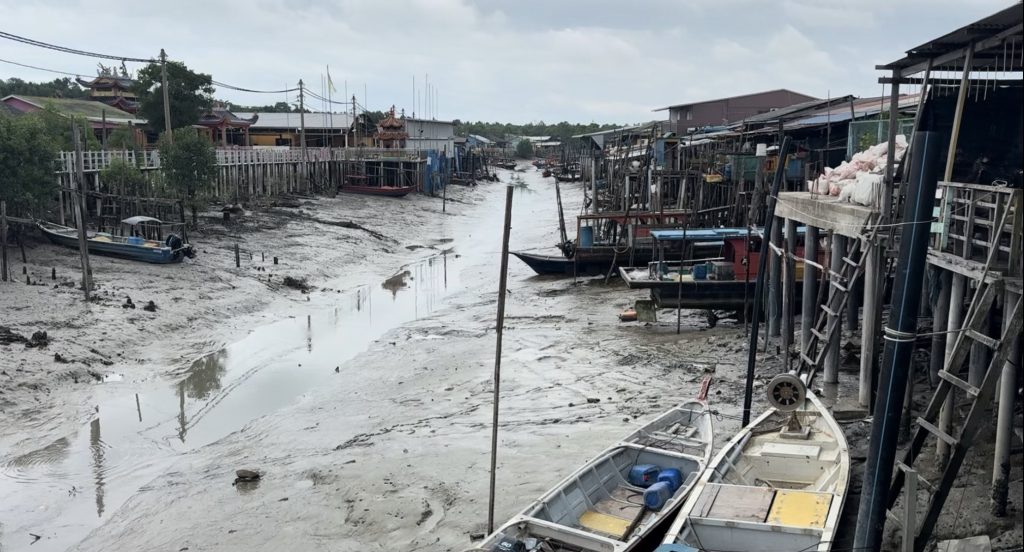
[72,123,92,300]
[1,201,8,282]
[487,185,514,534]
[234,244,241,268]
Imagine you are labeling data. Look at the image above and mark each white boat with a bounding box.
[472,400,713,552]
[658,390,849,552]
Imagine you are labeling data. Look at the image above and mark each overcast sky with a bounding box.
[0,0,1013,124]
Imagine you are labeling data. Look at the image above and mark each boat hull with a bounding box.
[660,393,849,552]
[512,249,658,276]
[340,185,415,197]
[38,223,188,264]
[475,401,713,552]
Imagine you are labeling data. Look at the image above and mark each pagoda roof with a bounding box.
[197,107,258,128]
[378,106,405,130]
[77,75,137,89]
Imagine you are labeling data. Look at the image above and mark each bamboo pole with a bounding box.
[72,123,92,300]
[487,185,515,534]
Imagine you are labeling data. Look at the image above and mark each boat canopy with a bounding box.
[121,216,164,226]
[650,226,808,242]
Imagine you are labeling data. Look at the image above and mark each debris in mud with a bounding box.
[282,276,312,293]
[28,330,48,348]
[122,296,135,309]
[233,469,261,485]
[586,397,601,404]
[54,352,69,363]
[143,300,158,312]
[0,326,28,345]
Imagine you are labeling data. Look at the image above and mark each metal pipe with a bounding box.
[929,270,952,387]
[992,289,1020,516]
[768,217,783,337]
[853,130,940,551]
[939,273,966,465]
[782,218,797,366]
[742,137,792,426]
[860,242,881,407]
[802,225,819,352]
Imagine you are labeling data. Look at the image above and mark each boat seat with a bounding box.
[766,490,832,529]
[759,442,821,459]
[579,486,643,540]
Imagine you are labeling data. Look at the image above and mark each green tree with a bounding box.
[0,115,59,215]
[159,128,216,225]
[101,159,149,196]
[0,77,88,99]
[515,138,534,159]
[32,105,101,151]
[105,127,140,151]
[135,60,214,133]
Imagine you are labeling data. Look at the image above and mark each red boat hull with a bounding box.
[340,185,415,197]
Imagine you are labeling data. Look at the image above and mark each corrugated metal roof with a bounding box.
[653,89,818,112]
[235,112,353,130]
[783,94,920,128]
[881,4,1023,71]
[3,95,141,122]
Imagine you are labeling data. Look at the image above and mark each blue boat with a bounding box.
[38,217,195,264]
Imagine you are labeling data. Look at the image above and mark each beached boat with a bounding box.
[340,175,415,197]
[619,228,815,310]
[658,391,849,552]
[38,217,195,264]
[473,400,713,552]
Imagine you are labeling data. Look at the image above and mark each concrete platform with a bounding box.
[774,192,877,238]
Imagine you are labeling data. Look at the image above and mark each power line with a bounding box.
[211,80,299,94]
[0,57,87,77]
[0,30,152,63]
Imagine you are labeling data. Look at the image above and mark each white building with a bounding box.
[404,118,455,153]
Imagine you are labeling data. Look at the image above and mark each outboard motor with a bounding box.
[166,234,183,250]
[490,536,526,552]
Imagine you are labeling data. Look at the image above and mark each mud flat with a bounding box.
[2,171,1020,551]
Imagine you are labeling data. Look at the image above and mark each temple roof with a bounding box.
[1,95,142,124]
[77,75,137,89]
[378,106,405,130]
[197,107,258,128]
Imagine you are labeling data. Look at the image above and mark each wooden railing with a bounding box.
[55,146,429,174]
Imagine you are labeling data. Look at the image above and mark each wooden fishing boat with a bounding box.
[553,172,579,182]
[38,218,194,264]
[619,228,816,310]
[340,175,415,197]
[473,400,713,552]
[658,391,849,552]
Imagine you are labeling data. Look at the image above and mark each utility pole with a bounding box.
[160,49,172,142]
[298,79,307,191]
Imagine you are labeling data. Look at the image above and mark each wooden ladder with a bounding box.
[796,214,880,386]
[885,205,1022,552]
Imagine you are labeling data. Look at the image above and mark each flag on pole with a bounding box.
[327,65,337,93]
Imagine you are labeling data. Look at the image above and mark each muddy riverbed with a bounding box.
[1,169,1020,551]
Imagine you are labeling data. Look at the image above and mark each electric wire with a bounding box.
[0,56,86,77]
[0,30,152,62]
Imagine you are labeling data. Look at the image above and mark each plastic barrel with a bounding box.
[693,263,707,280]
[657,468,683,493]
[643,481,673,511]
[579,226,594,248]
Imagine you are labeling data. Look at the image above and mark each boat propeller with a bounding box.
[765,373,807,412]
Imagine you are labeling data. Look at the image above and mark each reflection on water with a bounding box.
[89,418,105,517]
[182,351,229,400]
[0,250,459,551]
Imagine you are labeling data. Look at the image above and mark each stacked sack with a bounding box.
[807,135,908,206]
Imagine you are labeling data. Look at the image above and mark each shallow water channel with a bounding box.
[1,249,463,551]
[1,170,570,552]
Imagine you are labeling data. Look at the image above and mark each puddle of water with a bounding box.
[0,250,460,552]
